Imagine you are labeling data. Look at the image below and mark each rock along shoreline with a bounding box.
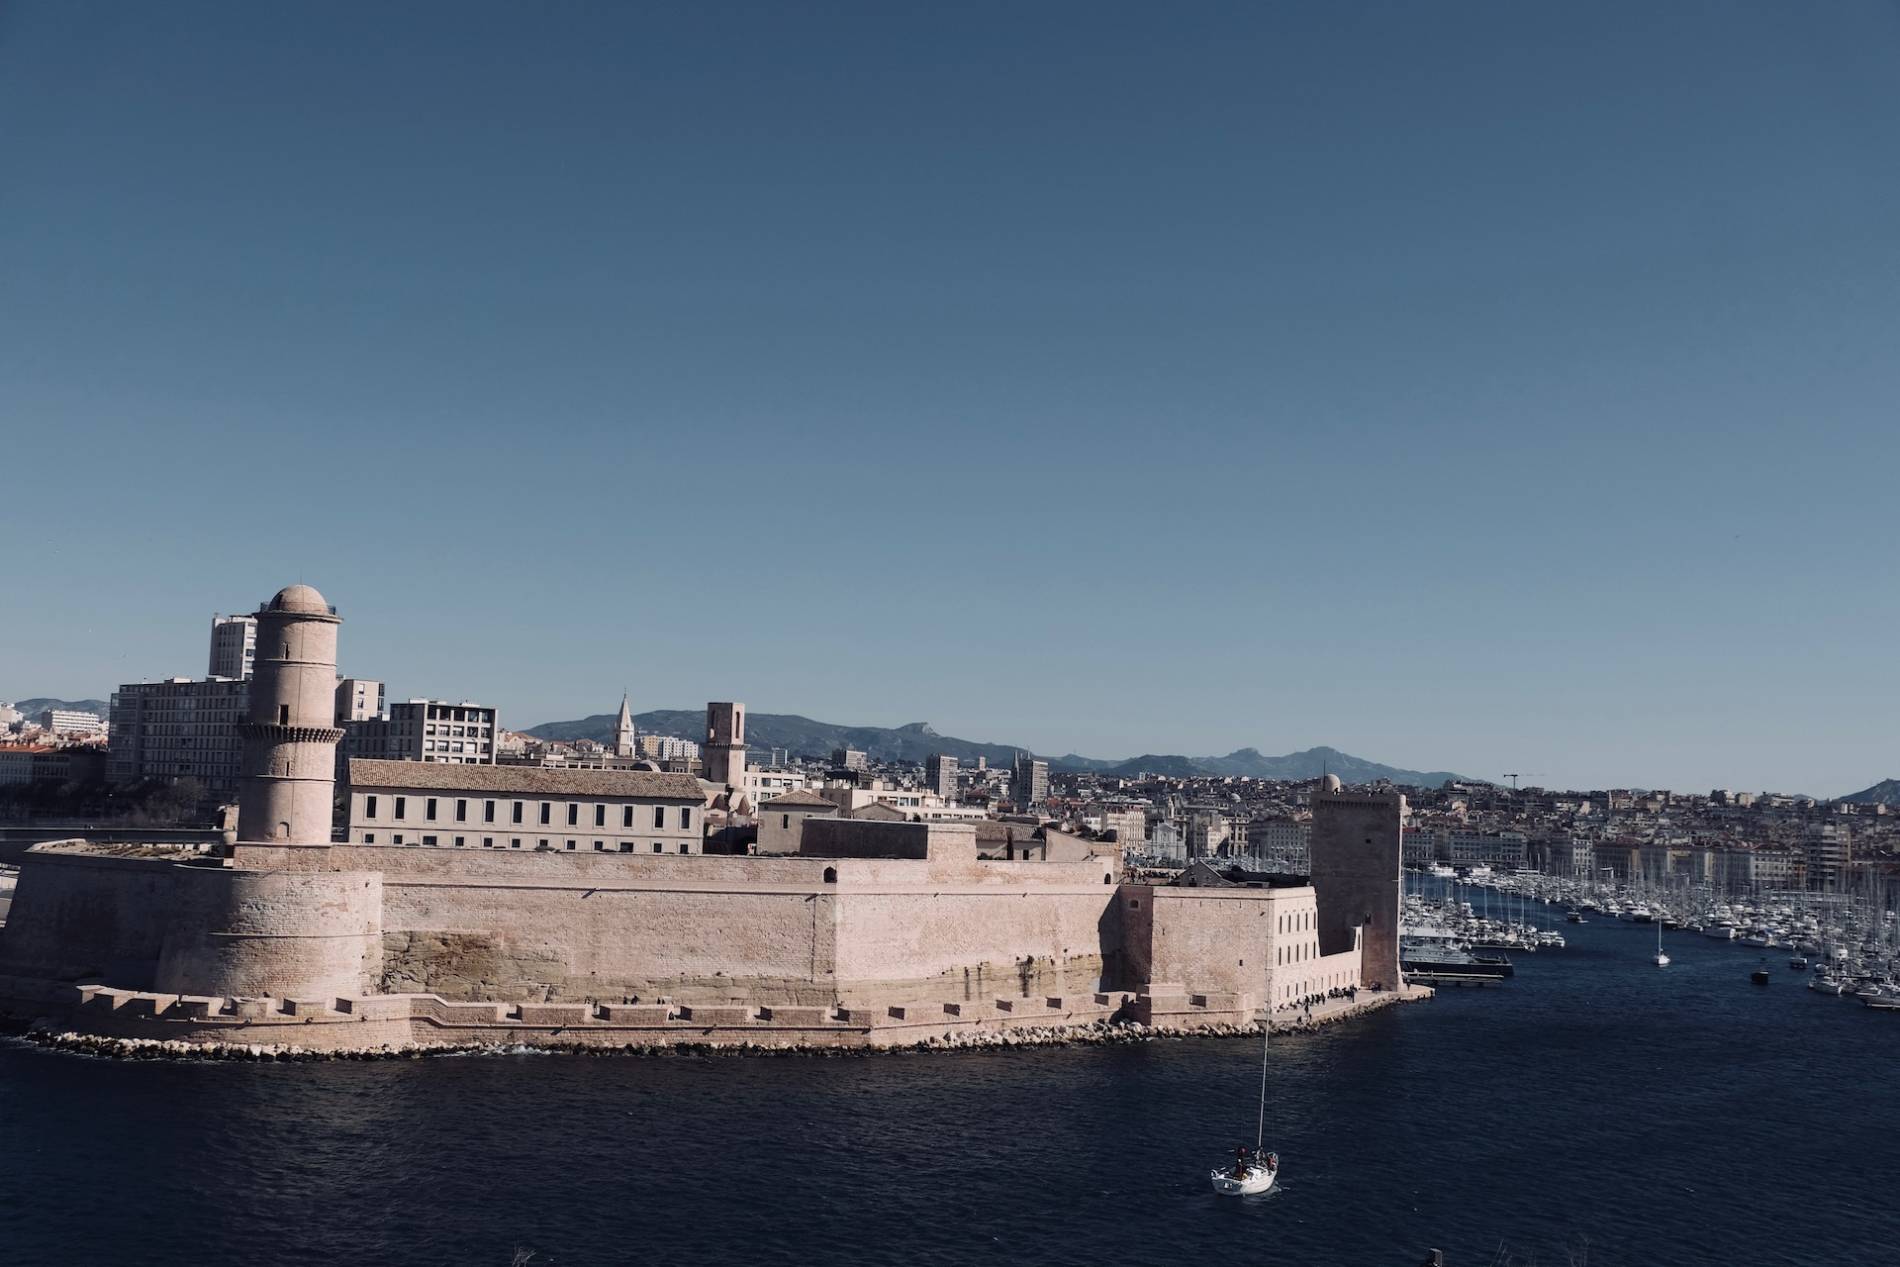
[7,994,1416,1063]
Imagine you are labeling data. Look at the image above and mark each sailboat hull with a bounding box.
[1210,1166,1277,1196]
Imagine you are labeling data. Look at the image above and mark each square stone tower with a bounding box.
[704,701,746,787]
[1309,783,1405,990]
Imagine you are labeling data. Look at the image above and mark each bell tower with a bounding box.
[704,701,746,786]
[235,584,344,849]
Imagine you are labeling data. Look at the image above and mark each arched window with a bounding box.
[822,866,837,884]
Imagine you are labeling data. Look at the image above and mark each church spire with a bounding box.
[613,691,636,758]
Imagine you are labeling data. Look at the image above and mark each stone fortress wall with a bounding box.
[0,585,1413,1054]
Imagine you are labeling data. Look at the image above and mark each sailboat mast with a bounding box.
[1257,1016,1269,1150]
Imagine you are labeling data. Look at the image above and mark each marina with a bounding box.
[1408,867,1900,1010]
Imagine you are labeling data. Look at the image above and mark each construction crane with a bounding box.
[1501,773,1541,791]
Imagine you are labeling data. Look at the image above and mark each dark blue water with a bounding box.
[3,908,1896,1266]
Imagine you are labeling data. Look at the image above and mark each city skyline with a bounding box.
[6,3,1899,795]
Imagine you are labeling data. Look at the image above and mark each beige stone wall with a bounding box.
[0,852,183,988]
[329,844,1122,1007]
[154,867,382,999]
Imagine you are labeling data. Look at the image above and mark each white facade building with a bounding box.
[344,699,497,765]
[207,613,258,681]
[38,708,106,737]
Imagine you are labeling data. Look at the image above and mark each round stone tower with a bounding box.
[236,584,344,847]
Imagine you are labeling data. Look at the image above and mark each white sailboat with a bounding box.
[1654,919,1669,968]
[1209,1011,1280,1196]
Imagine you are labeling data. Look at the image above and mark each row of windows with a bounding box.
[1277,909,1314,934]
[362,833,692,854]
[365,795,692,831]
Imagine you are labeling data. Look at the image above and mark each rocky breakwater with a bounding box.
[13,988,1422,1062]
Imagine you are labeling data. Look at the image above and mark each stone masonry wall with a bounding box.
[0,852,183,988]
[154,867,383,999]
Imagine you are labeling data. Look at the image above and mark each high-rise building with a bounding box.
[207,614,258,680]
[334,678,385,724]
[1012,752,1048,808]
[831,748,868,772]
[343,700,497,765]
[108,677,250,797]
[1805,823,1852,890]
[925,753,958,800]
[704,701,746,786]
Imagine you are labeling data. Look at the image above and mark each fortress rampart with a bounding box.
[0,584,1410,1055]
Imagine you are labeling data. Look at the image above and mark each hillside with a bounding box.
[525,710,1465,787]
[1097,746,1465,786]
[1842,778,1900,807]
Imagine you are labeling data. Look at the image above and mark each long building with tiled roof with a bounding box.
[345,757,706,854]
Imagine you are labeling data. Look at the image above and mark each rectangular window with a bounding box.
[680,807,691,829]
[567,803,578,826]
[678,842,689,854]
[619,842,633,853]
[394,833,405,845]
[565,840,576,851]
[594,804,605,827]
[539,803,550,825]
[652,842,662,853]
[512,801,523,824]
[653,806,665,829]
[455,799,467,822]
[364,833,376,844]
[593,841,604,851]
[622,806,633,828]
[483,837,493,848]
[510,838,521,849]
[484,801,495,823]
[426,798,438,821]
[453,836,464,847]
[366,795,378,818]
[394,796,406,820]
[422,835,437,846]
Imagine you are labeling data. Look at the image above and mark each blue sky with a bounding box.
[4,2,1897,794]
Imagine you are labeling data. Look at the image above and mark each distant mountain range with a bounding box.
[1842,779,1900,807]
[8,697,110,718]
[524,709,1468,788]
[1054,746,1468,786]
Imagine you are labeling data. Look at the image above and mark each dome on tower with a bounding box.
[266,583,330,614]
[1320,773,1343,792]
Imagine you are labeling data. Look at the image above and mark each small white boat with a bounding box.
[1653,921,1668,967]
[1210,1152,1279,1196]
